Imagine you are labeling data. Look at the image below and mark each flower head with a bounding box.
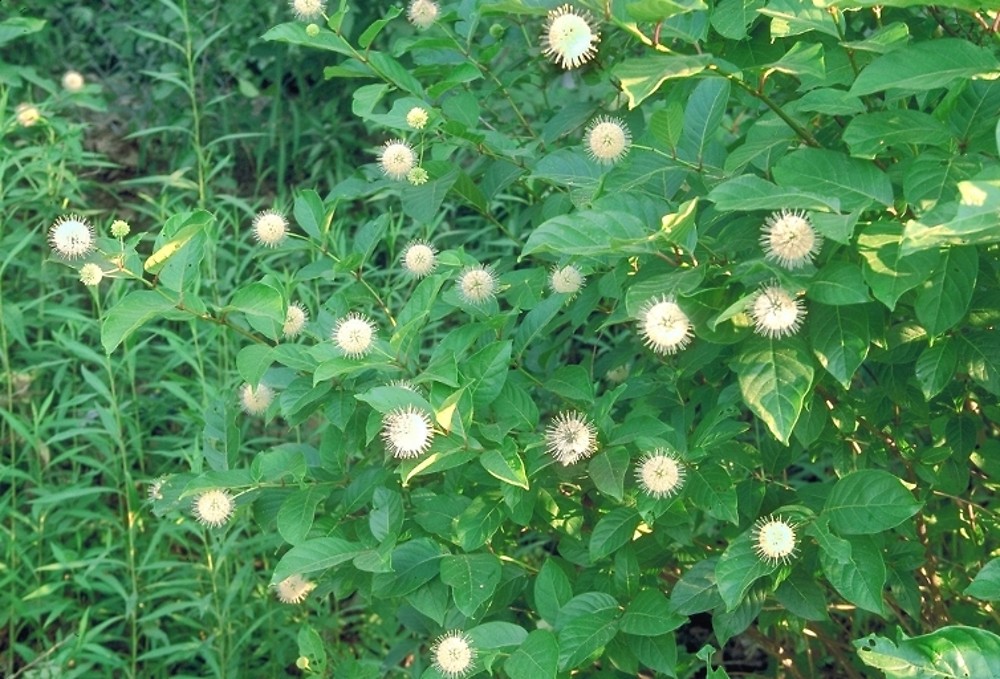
[636,449,686,499]
[379,140,417,180]
[79,263,104,287]
[147,477,167,502]
[541,4,600,70]
[382,406,435,459]
[761,210,821,270]
[110,219,131,238]
[193,489,235,528]
[639,296,692,355]
[48,215,95,260]
[407,106,429,130]
[752,515,798,566]
[550,264,585,295]
[585,117,631,165]
[457,265,497,305]
[283,302,309,338]
[749,284,804,338]
[62,71,85,93]
[545,411,598,465]
[240,383,274,415]
[407,167,429,186]
[431,630,476,679]
[402,240,437,277]
[275,574,317,604]
[408,0,439,30]
[333,313,377,358]
[289,0,325,21]
[253,209,288,247]
[305,23,321,36]
[15,103,41,127]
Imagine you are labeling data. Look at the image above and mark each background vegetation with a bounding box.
[2,1,999,678]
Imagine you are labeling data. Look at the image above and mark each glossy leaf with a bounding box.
[810,303,870,389]
[825,470,922,535]
[733,338,815,445]
[850,39,1000,95]
[856,627,1000,678]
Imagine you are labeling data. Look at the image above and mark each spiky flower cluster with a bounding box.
[457,265,498,305]
[79,263,104,287]
[541,4,600,70]
[402,240,437,277]
[408,0,439,30]
[545,411,598,465]
[761,210,822,269]
[636,450,686,499]
[586,117,631,165]
[62,71,85,93]
[639,296,692,355]
[407,107,429,130]
[379,140,417,180]
[431,631,476,679]
[749,284,805,338]
[382,406,435,459]
[550,264,585,295]
[193,489,235,528]
[253,210,288,247]
[289,0,324,21]
[275,574,316,604]
[48,215,95,260]
[15,103,41,127]
[110,219,131,238]
[752,516,798,566]
[283,303,309,338]
[333,313,377,358]
[240,383,274,415]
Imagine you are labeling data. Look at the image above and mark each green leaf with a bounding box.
[531,149,603,190]
[809,303,870,389]
[915,340,958,400]
[293,189,327,240]
[843,111,954,159]
[626,0,707,21]
[773,148,893,211]
[236,344,275,386]
[589,507,641,562]
[961,332,1000,397]
[369,487,404,543]
[807,262,872,305]
[535,560,573,625]
[759,0,842,38]
[858,222,940,311]
[101,290,178,354]
[914,246,977,336]
[856,627,1000,679]
[358,7,401,48]
[454,496,505,550]
[620,589,685,636]
[546,365,595,403]
[966,558,1000,601]
[825,470,922,535]
[0,17,46,47]
[821,535,886,616]
[588,448,630,502]
[614,54,713,109]
[715,532,776,611]
[555,592,621,671]
[850,39,1000,96]
[710,0,765,40]
[671,559,723,615]
[766,42,825,80]
[522,210,650,259]
[229,282,284,339]
[272,537,361,584]
[262,22,353,57]
[631,634,679,677]
[660,198,698,254]
[465,340,512,409]
[733,338,814,445]
[687,466,739,525]
[680,79,730,164]
[480,443,529,490]
[440,553,502,617]
[277,487,325,545]
[902,177,1000,253]
[775,571,828,620]
[372,539,443,598]
[902,151,978,211]
[708,175,840,212]
[505,630,559,679]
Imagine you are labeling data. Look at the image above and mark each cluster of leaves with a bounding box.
[9,0,1000,677]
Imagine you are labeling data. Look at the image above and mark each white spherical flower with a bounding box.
[550,264,586,295]
[406,106,429,130]
[253,209,288,247]
[752,515,798,566]
[761,210,821,270]
[382,405,434,459]
[240,383,274,415]
[431,630,476,679]
[283,302,309,338]
[147,476,167,502]
[193,489,235,528]
[408,0,439,30]
[541,4,600,70]
[275,574,316,604]
[636,450,686,499]
[48,215,95,260]
[379,139,416,180]
[545,410,598,465]
[62,70,85,93]
[639,296,692,355]
[333,313,377,358]
[585,117,631,165]
[402,240,437,277]
[749,284,804,339]
[79,263,104,287]
[289,0,325,21]
[15,103,41,127]
[457,265,497,305]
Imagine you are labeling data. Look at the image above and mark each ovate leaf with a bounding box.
[505,629,559,679]
[733,338,814,445]
[825,470,922,534]
[820,534,886,616]
[614,54,712,109]
[850,39,1000,96]
[101,290,178,354]
[914,246,977,336]
[555,592,621,671]
[440,553,502,617]
[809,303,870,389]
[773,148,893,211]
[856,627,1000,679]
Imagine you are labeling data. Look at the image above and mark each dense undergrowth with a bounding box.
[2,1,1000,678]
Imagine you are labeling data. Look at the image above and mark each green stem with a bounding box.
[713,67,821,148]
